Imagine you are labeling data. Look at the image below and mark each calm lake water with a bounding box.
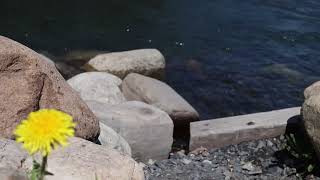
[1,0,320,119]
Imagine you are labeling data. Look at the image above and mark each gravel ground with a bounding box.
[144,136,320,180]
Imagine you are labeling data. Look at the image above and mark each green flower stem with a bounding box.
[39,155,48,180]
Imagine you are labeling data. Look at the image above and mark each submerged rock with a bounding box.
[84,49,165,79]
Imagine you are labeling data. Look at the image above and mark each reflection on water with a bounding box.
[1,0,320,119]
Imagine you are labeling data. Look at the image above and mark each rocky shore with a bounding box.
[145,136,319,180]
[1,35,320,179]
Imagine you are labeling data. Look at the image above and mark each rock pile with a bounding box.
[0,36,145,180]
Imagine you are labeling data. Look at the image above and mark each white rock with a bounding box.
[87,100,174,162]
[84,49,165,79]
[23,137,145,180]
[0,138,144,180]
[67,72,126,105]
[122,73,199,127]
[99,122,132,156]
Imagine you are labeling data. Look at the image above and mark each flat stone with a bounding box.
[190,107,301,151]
[84,49,165,79]
[122,73,199,127]
[86,100,174,162]
[67,72,126,105]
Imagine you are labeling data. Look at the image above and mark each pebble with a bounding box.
[181,158,192,165]
[202,160,212,165]
[144,137,320,180]
[242,162,255,171]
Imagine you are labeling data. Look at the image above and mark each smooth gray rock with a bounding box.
[0,138,28,170]
[99,122,132,156]
[87,100,174,162]
[84,49,165,79]
[67,72,126,105]
[0,168,28,180]
[190,107,301,150]
[122,73,199,127]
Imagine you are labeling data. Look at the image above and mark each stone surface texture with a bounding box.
[86,100,174,162]
[122,73,199,127]
[304,81,320,99]
[67,72,126,105]
[84,49,165,79]
[302,93,320,159]
[0,36,99,140]
[24,138,145,180]
[99,122,132,156]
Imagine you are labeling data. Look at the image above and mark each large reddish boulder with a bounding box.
[0,36,99,140]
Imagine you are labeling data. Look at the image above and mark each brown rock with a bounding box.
[0,36,99,140]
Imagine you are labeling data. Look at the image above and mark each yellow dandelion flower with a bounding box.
[14,109,76,156]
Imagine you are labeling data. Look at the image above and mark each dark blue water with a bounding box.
[1,0,320,119]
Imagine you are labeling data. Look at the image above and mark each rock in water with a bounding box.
[0,36,99,140]
[84,49,165,79]
[122,73,199,127]
[67,72,126,105]
[86,100,174,162]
